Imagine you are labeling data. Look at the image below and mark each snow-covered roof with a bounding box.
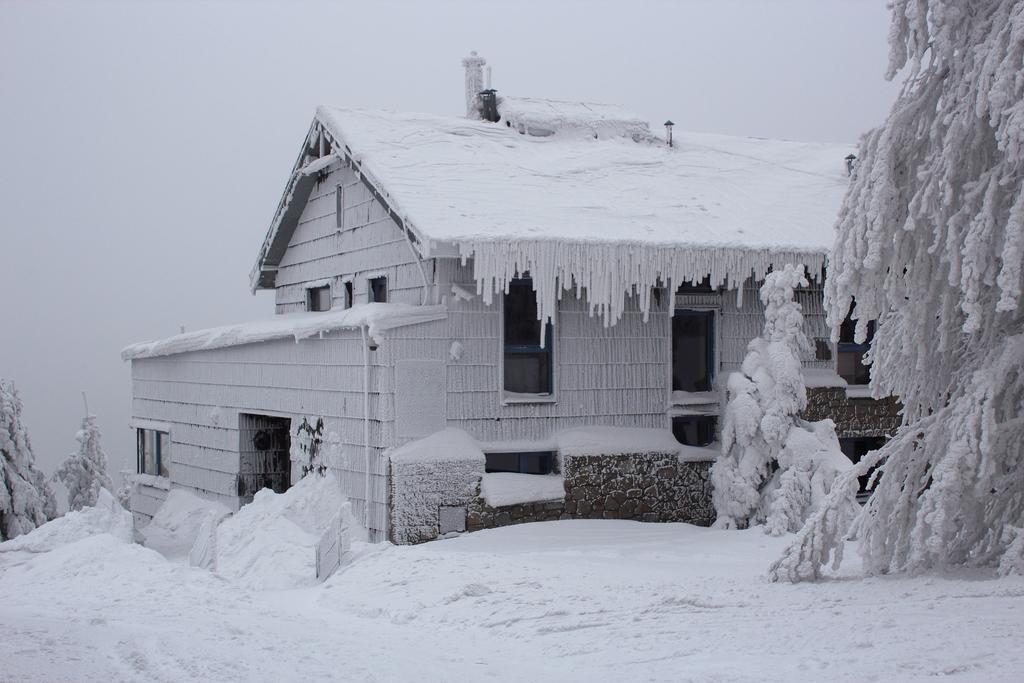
[122,303,447,360]
[253,101,854,326]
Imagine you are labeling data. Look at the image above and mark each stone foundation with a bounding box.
[466,498,566,532]
[803,387,901,438]
[563,453,715,525]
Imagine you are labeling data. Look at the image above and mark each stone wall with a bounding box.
[803,387,902,438]
[563,453,715,525]
[466,498,566,532]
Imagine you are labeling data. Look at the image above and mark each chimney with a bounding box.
[462,51,486,118]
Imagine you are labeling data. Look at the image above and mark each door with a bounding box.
[238,413,292,503]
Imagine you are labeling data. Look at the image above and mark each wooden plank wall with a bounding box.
[130,330,392,539]
[274,160,432,313]
[435,261,833,442]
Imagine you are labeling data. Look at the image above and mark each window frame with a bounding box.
[306,284,332,312]
[500,277,556,404]
[671,307,718,395]
[368,275,388,303]
[136,427,170,478]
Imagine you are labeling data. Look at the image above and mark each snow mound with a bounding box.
[389,428,485,464]
[213,473,349,590]
[0,488,131,553]
[141,489,231,560]
[556,427,681,457]
[480,473,564,507]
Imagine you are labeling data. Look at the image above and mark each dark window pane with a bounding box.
[503,352,551,394]
[485,451,554,474]
[676,277,714,293]
[839,303,876,344]
[838,348,871,385]
[815,339,832,361]
[504,280,542,346]
[369,277,388,303]
[308,286,331,312]
[344,281,353,308]
[672,311,714,392]
[672,416,717,447]
[157,432,170,478]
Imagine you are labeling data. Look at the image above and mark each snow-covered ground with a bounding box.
[2,520,1022,682]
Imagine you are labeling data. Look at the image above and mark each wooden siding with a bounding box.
[274,160,432,313]
[435,260,832,442]
[129,329,393,539]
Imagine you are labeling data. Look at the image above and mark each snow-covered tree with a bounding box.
[54,414,113,511]
[712,265,855,533]
[771,0,1024,582]
[0,379,57,540]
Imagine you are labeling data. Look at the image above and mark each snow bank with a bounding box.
[480,473,565,507]
[140,489,231,561]
[556,427,681,457]
[0,489,131,553]
[121,303,447,360]
[213,473,350,589]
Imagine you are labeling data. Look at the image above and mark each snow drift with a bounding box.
[141,488,231,561]
[211,473,352,589]
[0,488,131,554]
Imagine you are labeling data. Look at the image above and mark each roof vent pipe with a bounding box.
[664,120,675,148]
[845,153,857,176]
[462,51,486,118]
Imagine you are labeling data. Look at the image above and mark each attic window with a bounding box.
[307,285,331,312]
[503,277,553,398]
[369,276,388,303]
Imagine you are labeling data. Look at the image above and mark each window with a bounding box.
[137,428,169,477]
[839,436,887,502]
[335,186,345,229]
[672,416,717,447]
[344,281,353,308]
[672,310,715,392]
[676,277,715,294]
[307,285,331,312]
[485,451,554,475]
[503,277,553,397]
[837,304,876,385]
[369,276,388,303]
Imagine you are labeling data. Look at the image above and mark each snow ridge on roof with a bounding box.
[122,303,447,360]
[496,95,651,140]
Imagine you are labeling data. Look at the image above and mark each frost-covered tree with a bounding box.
[54,414,113,511]
[712,265,855,533]
[771,0,1024,582]
[0,379,57,540]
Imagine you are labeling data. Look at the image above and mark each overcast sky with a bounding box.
[0,0,900,499]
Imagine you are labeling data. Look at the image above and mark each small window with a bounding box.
[307,285,331,312]
[485,451,554,474]
[672,310,715,392]
[837,303,875,385]
[503,277,553,396]
[839,436,887,502]
[814,339,833,361]
[672,416,717,447]
[344,281,353,308]
[335,186,345,229]
[369,276,388,303]
[137,428,170,478]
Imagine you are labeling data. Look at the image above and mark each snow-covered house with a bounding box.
[123,55,899,543]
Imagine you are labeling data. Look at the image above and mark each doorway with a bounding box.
[238,413,292,503]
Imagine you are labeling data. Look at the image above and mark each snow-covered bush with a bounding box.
[0,379,57,540]
[711,265,854,533]
[771,0,1024,581]
[54,414,113,511]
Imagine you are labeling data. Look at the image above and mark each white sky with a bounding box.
[0,0,900,492]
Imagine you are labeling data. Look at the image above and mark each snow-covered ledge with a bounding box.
[128,473,171,490]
